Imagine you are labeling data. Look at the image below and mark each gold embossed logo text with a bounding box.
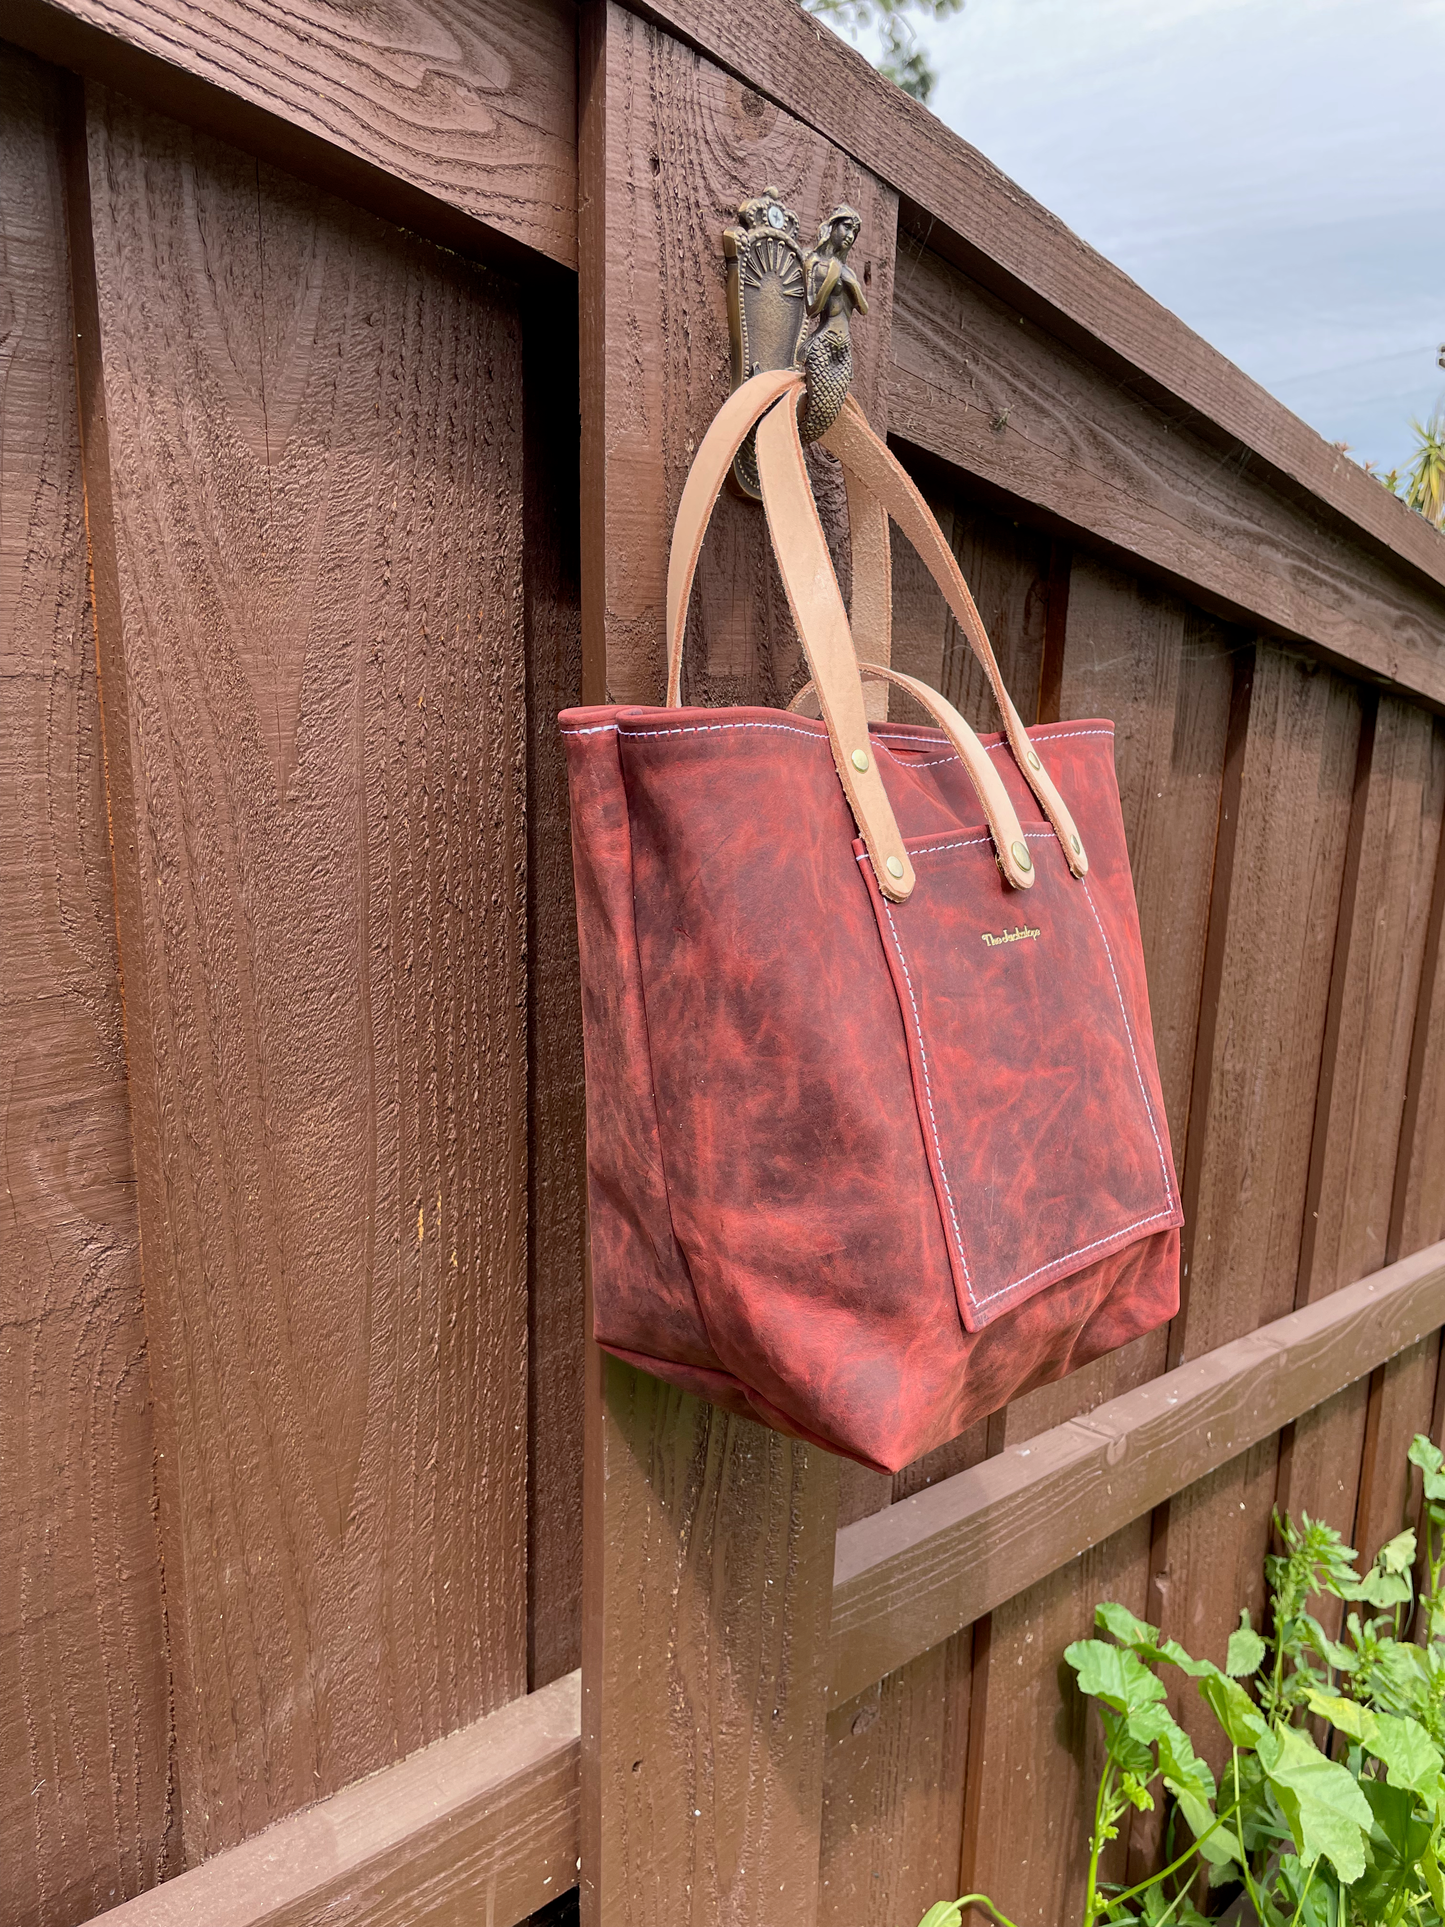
[980,926,1041,948]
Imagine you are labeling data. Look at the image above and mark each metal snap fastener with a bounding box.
[851,748,871,772]
[1011,841,1033,871]
[1027,749,1041,770]
[1071,833,1082,856]
[885,855,905,880]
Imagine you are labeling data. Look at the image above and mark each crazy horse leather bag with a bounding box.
[561,368,1182,1473]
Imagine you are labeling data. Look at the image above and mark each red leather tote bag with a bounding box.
[561,370,1182,1473]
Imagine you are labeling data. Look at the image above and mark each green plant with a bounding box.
[1362,412,1445,530]
[915,1434,1445,1927]
[799,0,964,102]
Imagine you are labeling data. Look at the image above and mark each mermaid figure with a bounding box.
[800,205,868,444]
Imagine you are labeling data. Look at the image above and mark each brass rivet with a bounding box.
[1011,840,1033,872]
[885,855,905,880]
[1071,832,1082,856]
[851,748,871,772]
[1027,749,1041,770]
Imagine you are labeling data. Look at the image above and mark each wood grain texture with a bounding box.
[828,1238,1445,1708]
[888,243,1445,708]
[89,1673,582,1927]
[1392,749,1445,1261]
[819,1635,970,1927]
[578,11,863,1921]
[523,291,587,1691]
[8,0,577,272]
[581,0,897,707]
[70,88,530,1860]
[1156,644,1359,1727]
[961,1522,1151,1926]
[1281,698,1445,1541]
[583,1358,839,1927]
[0,47,171,1926]
[608,0,1445,606]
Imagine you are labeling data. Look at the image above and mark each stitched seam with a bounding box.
[563,722,1117,752]
[879,900,975,1300]
[877,862,1177,1314]
[974,1206,1178,1304]
[1081,877,1177,1211]
[854,830,1053,863]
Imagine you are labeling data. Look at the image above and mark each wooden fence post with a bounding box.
[576,4,899,1916]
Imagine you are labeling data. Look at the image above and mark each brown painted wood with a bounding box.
[65,1239,1445,1927]
[583,1356,839,1927]
[828,1236,1445,1709]
[87,1673,582,1927]
[819,1636,971,1927]
[888,245,1445,710]
[8,0,577,274]
[1392,744,1445,1261]
[1282,697,1445,1542]
[579,0,896,709]
[961,1520,1151,1923]
[0,47,171,1927]
[603,0,1445,610]
[1156,645,1359,1726]
[68,86,530,1861]
[577,8,871,1922]
[523,290,588,1691]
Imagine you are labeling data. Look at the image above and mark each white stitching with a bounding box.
[878,864,1176,1313]
[622,720,826,743]
[983,1207,1178,1299]
[854,830,1053,863]
[879,900,975,1300]
[1081,877,1177,1210]
[562,720,1117,753]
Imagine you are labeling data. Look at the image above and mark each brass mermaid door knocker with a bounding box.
[723,186,868,498]
[800,204,867,445]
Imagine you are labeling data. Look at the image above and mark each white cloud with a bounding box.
[884,0,1445,467]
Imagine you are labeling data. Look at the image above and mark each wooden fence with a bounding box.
[3,0,1445,1922]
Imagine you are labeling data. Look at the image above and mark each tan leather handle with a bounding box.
[665,371,892,717]
[822,398,1087,877]
[666,368,803,708]
[789,664,1036,890]
[754,394,915,900]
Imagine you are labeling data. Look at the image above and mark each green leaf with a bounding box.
[1410,1433,1445,1502]
[1066,1640,1165,1715]
[1304,1689,1378,1746]
[1367,1710,1445,1795]
[1360,1775,1430,1866]
[914,1906,962,1927]
[1257,1723,1373,1883]
[1422,1839,1445,1914]
[1226,1615,1267,1679]
[1153,1714,1232,1866]
[1198,1670,1267,1748]
[1377,1529,1417,1575]
[1092,1602,1212,1676]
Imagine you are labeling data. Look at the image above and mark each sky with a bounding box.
[854,0,1445,474]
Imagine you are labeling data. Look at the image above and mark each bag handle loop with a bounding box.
[663,374,1078,895]
[821,399,1087,877]
[788,663,1033,884]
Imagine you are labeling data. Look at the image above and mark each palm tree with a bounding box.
[1404,411,1445,529]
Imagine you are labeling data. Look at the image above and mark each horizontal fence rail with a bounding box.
[92,1238,1445,1927]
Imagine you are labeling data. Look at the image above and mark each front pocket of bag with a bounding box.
[859,826,1181,1333]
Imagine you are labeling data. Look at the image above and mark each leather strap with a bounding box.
[754,395,915,901]
[788,664,1035,890]
[665,367,803,708]
[844,463,892,721]
[823,398,1088,877]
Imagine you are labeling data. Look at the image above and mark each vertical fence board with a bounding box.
[0,49,171,1927]
[577,5,887,1919]
[960,1521,1153,1925]
[1281,697,1445,1549]
[69,88,529,1861]
[1157,646,1360,1743]
[1392,740,1445,1261]
[523,291,587,1692]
